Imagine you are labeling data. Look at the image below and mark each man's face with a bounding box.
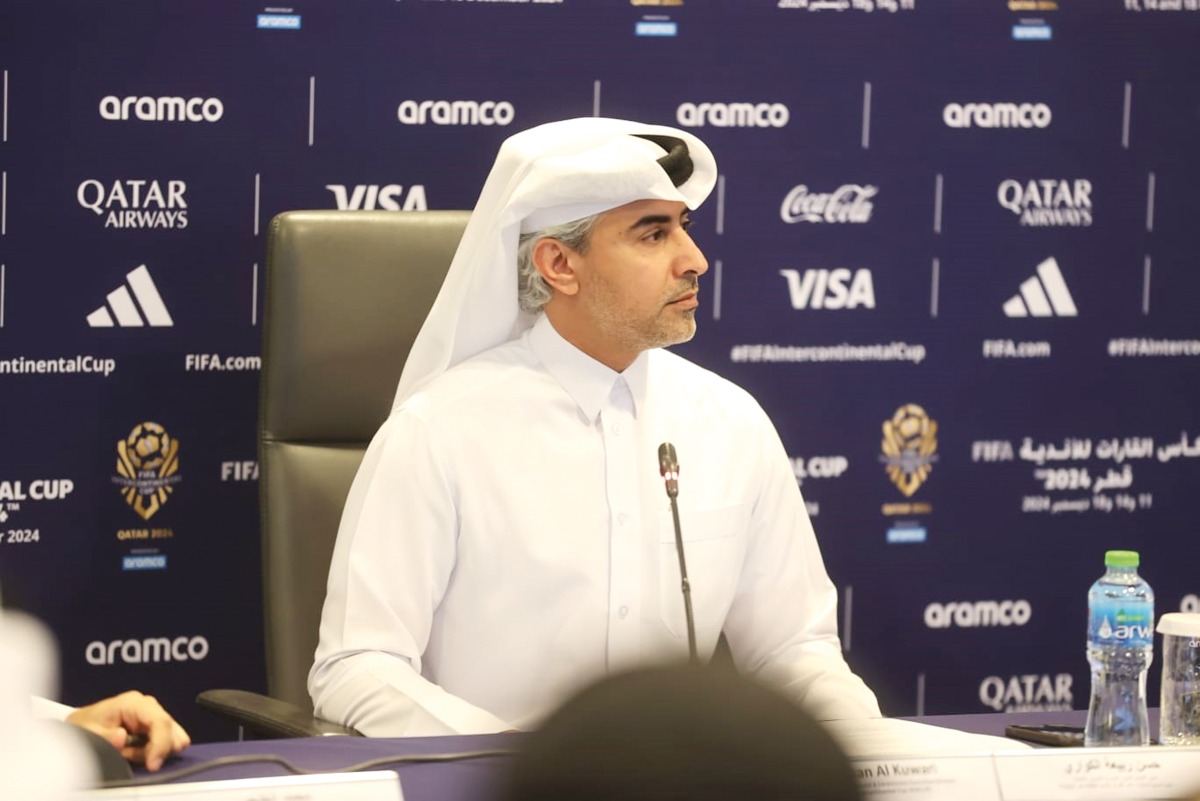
[563,199,708,369]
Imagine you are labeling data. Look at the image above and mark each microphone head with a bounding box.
[658,442,678,476]
[658,442,680,498]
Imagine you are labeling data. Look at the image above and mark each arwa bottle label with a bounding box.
[1090,602,1153,647]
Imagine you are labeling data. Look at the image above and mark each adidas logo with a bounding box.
[87,265,174,327]
[1003,257,1077,317]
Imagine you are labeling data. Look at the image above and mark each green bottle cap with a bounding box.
[1104,550,1140,567]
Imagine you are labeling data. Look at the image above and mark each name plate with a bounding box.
[85,770,403,800]
[854,754,1000,801]
[994,746,1200,800]
[854,747,1200,801]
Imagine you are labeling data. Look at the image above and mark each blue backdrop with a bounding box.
[1,0,1198,741]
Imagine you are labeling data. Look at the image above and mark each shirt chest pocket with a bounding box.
[657,503,748,639]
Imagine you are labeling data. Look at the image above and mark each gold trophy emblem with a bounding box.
[881,404,938,497]
[114,422,181,520]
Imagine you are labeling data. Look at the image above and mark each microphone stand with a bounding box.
[659,442,698,664]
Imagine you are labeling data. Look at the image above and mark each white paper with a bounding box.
[828,721,1200,801]
[84,770,403,801]
[994,746,1200,800]
[852,754,1001,801]
[826,716,1033,758]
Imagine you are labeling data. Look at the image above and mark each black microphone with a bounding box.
[658,442,697,663]
[658,442,679,498]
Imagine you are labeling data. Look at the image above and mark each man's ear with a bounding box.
[532,238,580,297]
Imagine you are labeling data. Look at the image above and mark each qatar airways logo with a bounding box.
[998,179,1093,227]
[980,674,1073,713]
[924,600,1032,628]
[781,184,876,224]
[943,102,1051,129]
[77,179,188,229]
[85,635,209,665]
[396,100,514,126]
[100,96,224,122]
[676,102,789,128]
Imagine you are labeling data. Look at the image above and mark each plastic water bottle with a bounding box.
[1084,549,1154,746]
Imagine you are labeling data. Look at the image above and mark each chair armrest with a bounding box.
[196,689,362,738]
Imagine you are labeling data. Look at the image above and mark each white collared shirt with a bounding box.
[310,315,880,735]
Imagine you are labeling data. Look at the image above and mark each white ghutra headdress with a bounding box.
[392,117,718,409]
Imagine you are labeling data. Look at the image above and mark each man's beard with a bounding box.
[585,277,699,357]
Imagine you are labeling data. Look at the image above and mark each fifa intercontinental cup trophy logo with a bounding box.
[881,404,938,497]
[113,422,181,520]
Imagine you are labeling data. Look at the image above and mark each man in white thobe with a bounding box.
[309,117,881,736]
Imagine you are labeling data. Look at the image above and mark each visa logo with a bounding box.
[326,184,427,211]
[779,268,876,310]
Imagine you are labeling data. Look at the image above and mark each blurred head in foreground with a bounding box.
[503,665,862,801]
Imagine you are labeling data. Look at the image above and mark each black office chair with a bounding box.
[197,209,470,738]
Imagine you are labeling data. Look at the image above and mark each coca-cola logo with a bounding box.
[780,184,876,224]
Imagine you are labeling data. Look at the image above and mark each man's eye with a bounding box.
[644,229,666,242]
[681,218,694,230]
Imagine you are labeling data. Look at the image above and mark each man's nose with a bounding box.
[675,231,708,277]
